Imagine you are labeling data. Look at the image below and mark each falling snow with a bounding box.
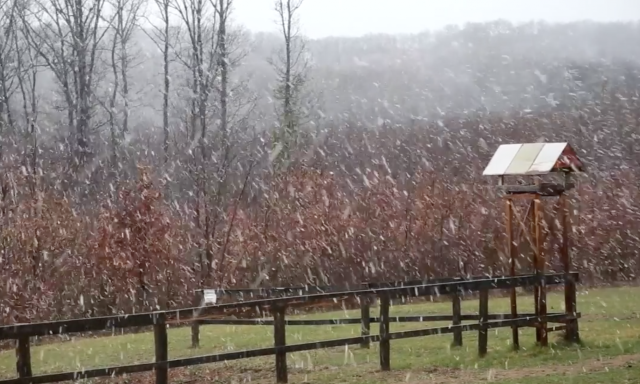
[0,2,638,383]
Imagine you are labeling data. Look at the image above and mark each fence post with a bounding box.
[154,314,169,384]
[451,291,463,347]
[191,289,203,348]
[565,273,580,343]
[360,295,371,348]
[379,294,391,371]
[16,335,32,380]
[273,304,288,383]
[478,288,489,357]
[561,194,580,344]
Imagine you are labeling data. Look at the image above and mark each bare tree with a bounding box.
[171,0,219,149]
[168,0,259,291]
[271,0,308,162]
[207,0,257,284]
[169,0,219,288]
[147,0,172,163]
[26,0,110,171]
[13,0,40,191]
[105,0,146,168]
[213,0,232,150]
[0,0,19,161]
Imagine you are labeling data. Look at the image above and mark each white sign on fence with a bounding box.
[203,290,218,305]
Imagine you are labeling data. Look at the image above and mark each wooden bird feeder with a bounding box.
[483,142,583,348]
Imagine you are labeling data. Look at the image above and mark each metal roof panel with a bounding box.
[482,144,522,176]
[504,143,545,175]
[526,142,568,174]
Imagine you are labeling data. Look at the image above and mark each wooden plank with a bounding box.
[0,362,158,384]
[533,285,541,344]
[0,273,577,340]
[0,314,571,384]
[451,292,462,347]
[561,194,580,344]
[197,312,556,326]
[201,284,344,297]
[538,284,548,347]
[478,289,489,357]
[366,272,562,289]
[368,275,473,289]
[153,315,168,384]
[531,196,541,345]
[523,313,581,328]
[370,272,580,289]
[565,275,580,343]
[360,296,371,348]
[273,305,287,383]
[506,199,520,351]
[379,294,391,371]
[16,335,32,380]
[534,195,548,347]
[499,183,574,196]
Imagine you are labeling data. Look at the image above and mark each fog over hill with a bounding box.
[18,20,640,140]
[176,21,636,124]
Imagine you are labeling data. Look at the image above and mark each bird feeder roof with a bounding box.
[482,142,584,176]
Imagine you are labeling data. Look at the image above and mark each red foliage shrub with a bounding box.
[0,169,86,324]
[87,166,193,315]
[0,166,193,324]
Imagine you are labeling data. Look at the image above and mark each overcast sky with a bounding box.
[233,0,639,38]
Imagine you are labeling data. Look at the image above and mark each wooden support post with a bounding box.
[451,291,463,347]
[561,194,580,343]
[534,195,548,346]
[154,315,168,384]
[379,294,391,371]
[360,296,371,348]
[531,196,541,344]
[16,335,32,381]
[191,289,203,349]
[566,277,580,343]
[478,288,489,357]
[274,305,288,383]
[506,199,520,350]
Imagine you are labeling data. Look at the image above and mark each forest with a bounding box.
[0,0,639,325]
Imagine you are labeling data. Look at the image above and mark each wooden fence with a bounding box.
[190,272,566,349]
[0,272,579,384]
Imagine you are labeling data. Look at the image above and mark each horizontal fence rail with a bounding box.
[0,273,577,340]
[198,312,581,326]
[0,272,580,384]
[365,274,505,289]
[204,273,533,300]
[200,284,351,298]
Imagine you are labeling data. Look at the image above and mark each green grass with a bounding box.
[1,286,640,383]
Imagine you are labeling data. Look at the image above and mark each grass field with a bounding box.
[1,286,640,383]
